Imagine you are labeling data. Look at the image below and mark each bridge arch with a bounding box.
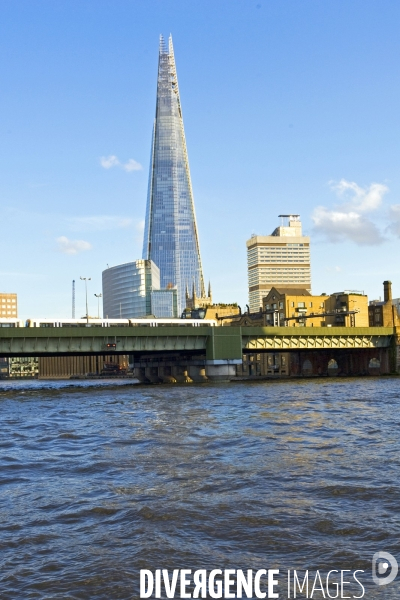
[368,357,381,375]
[327,358,339,376]
[302,359,313,376]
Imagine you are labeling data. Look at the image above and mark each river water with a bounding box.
[1,377,400,599]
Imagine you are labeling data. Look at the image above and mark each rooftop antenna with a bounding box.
[72,280,75,318]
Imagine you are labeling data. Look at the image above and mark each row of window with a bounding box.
[248,253,310,257]
[249,275,310,281]
[249,254,309,259]
[256,252,309,256]
[249,271,310,277]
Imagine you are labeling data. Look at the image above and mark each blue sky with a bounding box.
[1,0,400,318]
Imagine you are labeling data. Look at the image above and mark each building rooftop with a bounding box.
[332,290,365,296]
[267,287,312,297]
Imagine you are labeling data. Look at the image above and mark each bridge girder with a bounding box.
[0,326,394,359]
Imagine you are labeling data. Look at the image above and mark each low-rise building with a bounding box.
[0,357,9,377]
[369,281,400,327]
[326,291,369,327]
[0,356,38,378]
[0,293,18,318]
[261,287,368,327]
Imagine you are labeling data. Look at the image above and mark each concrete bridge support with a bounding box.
[205,361,239,382]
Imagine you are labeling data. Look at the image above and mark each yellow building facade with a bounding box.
[0,293,18,318]
[262,287,368,327]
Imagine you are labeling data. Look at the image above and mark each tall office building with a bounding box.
[102,260,160,318]
[247,215,311,313]
[142,35,205,315]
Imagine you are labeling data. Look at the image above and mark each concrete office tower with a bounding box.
[142,35,205,315]
[247,215,311,313]
[102,260,160,318]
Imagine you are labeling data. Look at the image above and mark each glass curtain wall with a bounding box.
[142,35,205,315]
[102,260,160,318]
[151,289,178,318]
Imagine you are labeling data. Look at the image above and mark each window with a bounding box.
[279,302,283,309]
[298,302,305,308]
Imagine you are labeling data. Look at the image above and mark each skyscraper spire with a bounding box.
[142,35,205,315]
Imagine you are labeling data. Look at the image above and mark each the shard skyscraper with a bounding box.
[142,35,205,315]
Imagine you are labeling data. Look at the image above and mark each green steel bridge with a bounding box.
[0,325,394,361]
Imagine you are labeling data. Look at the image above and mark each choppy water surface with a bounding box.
[1,377,400,599]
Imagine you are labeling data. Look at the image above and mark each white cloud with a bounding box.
[100,155,120,169]
[67,215,133,232]
[123,158,143,172]
[313,207,383,245]
[330,179,388,213]
[56,236,92,255]
[312,179,387,245]
[99,155,142,172]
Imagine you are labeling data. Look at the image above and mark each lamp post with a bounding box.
[94,293,102,319]
[80,276,91,322]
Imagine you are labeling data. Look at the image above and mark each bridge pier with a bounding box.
[188,366,208,383]
[205,360,240,382]
[392,327,400,373]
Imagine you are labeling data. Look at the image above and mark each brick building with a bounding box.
[369,281,400,327]
[261,287,368,327]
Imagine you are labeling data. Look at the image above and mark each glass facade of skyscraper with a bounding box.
[102,260,160,318]
[142,35,205,315]
[151,288,178,318]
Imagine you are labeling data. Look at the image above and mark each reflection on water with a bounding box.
[1,378,399,598]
